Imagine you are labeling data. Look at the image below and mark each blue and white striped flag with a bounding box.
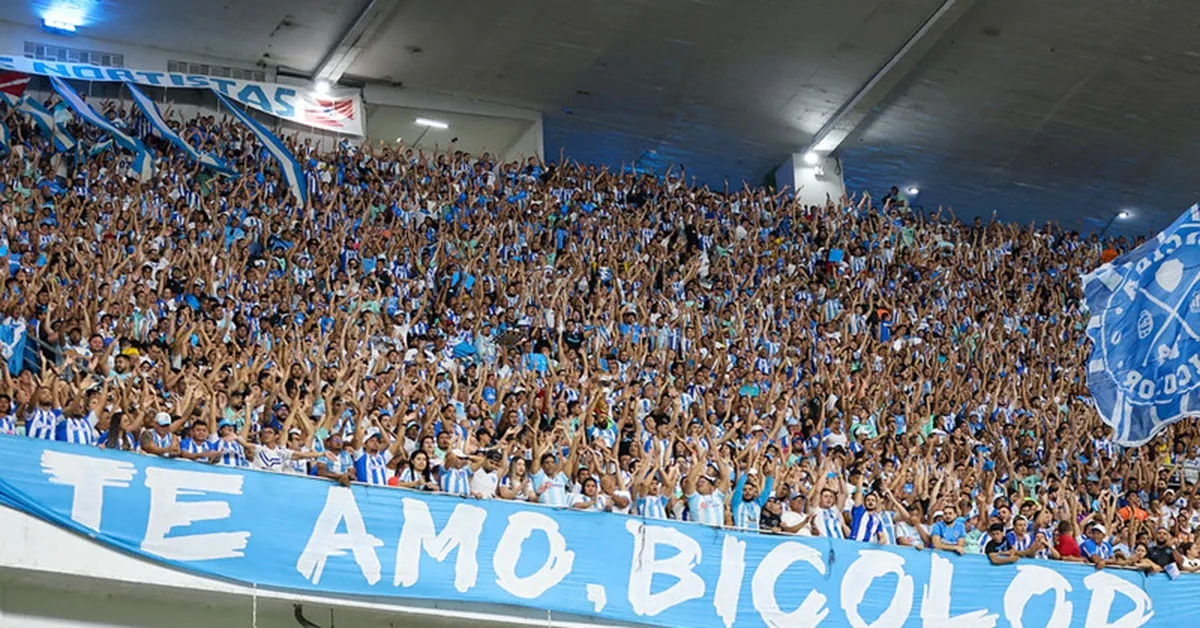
[48,77,153,181]
[0,118,9,154]
[1084,202,1200,445]
[15,96,75,152]
[212,90,306,207]
[0,92,17,108]
[125,82,236,176]
[88,138,113,157]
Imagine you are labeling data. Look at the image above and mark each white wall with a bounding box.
[775,153,847,208]
[0,20,271,77]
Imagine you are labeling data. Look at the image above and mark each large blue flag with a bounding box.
[15,96,75,152]
[212,90,306,207]
[1084,203,1200,445]
[49,77,152,180]
[0,118,9,154]
[125,82,236,176]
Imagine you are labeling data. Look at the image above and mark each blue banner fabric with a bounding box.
[1084,202,1200,446]
[124,82,236,176]
[15,95,75,152]
[49,77,152,181]
[0,318,27,374]
[212,90,306,207]
[0,437,1185,628]
[0,116,9,154]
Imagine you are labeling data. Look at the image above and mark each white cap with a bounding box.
[154,412,172,426]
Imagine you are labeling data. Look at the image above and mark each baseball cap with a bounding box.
[1091,524,1107,534]
[154,412,172,426]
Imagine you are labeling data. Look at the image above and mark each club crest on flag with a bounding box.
[1084,203,1200,445]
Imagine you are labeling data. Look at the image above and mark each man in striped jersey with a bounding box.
[180,420,222,463]
[141,412,181,458]
[0,394,17,435]
[684,454,731,527]
[23,386,62,441]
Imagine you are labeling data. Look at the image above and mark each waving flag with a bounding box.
[0,71,29,107]
[49,77,152,180]
[213,90,306,207]
[15,96,76,152]
[88,138,113,157]
[124,82,236,176]
[1084,203,1200,445]
[0,118,9,154]
[303,96,356,130]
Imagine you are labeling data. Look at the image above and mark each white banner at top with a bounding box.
[0,54,364,136]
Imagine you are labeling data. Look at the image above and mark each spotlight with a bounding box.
[907,187,919,196]
[803,152,819,165]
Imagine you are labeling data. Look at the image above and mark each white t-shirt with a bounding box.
[252,445,294,472]
[781,510,814,536]
[470,468,500,499]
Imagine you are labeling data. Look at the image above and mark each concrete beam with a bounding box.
[312,0,399,84]
[804,0,978,156]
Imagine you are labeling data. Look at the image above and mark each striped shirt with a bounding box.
[215,439,248,467]
[440,464,472,496]
[687,490,726,527]
[0,413,16,435]
[181,435,218,462]
[55,412,98,445]
[353,449,391,486]
[26,407,61,440]
[639,494,669,520]
[1006,531,1035,553]
[814,506,845,538]
[532,470,570,506]
[850,505,883,543]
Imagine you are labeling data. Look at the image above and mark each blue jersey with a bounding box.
[55,412,98,445]
[1006,531,1034,553]
[815,506,845,538]
[215,439,248,467]
[850,505,884,543]
[354,448,390,486]
[0,413,18,435]
[532,469,570,506]
[181,435,218,462]
[687,489,726,527]
[440,465,472,496]
[639,494,669,520]
[26,407,61,440]
[313,449,355,476]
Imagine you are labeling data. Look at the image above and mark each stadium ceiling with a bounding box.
[6,0,1200,233]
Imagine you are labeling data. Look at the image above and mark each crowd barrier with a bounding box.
[0,437,1185,628]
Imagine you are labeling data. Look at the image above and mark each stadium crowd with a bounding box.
[1,90,1199,577]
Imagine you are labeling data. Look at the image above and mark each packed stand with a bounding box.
[0,93,1198,576]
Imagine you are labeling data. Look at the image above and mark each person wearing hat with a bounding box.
[1080,523,1114,569]
[141,411,181,458]
[780,493,813,535]
[468,449,506,499]
[313,433,356,487]
[985,522,1019,565]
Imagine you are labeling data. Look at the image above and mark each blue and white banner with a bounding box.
[0,55,363,136]
[124,82,236,176]
[49,77,152,181]
[0,437,1187,628]
[213,90,306,207]
[88,138,113,157]
[0,318,27,375]
[15,95,75,152]
[0,117,9,154]
[1084,203,1200,446]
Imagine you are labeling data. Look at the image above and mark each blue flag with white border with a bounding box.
[212,90,306,207]
[124,82,236,176]
[15,95,75,152]
[1084,202,1200,445]
[49,77,153,181]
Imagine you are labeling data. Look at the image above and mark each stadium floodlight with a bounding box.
[907,187,920,195]
[802,151,820,165]
[415,118,449,129]
[43,3,84,32]
[1118,210,1131,219]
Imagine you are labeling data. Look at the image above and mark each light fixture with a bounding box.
[802,151,819,165]
[907,186,920,195]
[314,80,330,95]
[1118,210,1131,219]
[415,117,449,129]
[43,17,77,32]
[395,137,403,143]
[42,4,84,32]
